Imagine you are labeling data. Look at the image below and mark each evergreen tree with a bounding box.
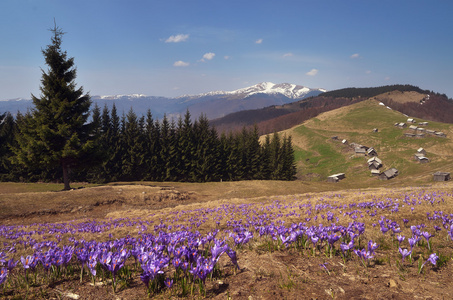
[270,132,283,180]
[176,110,195,181]
[259,134,272,180]
[281,135,297,180]
[121,108,145,180]
[104,104,123,182]
[12,24,94,190]
[192,114,219,182]
[160,114,172,181]
[225,132,243,181]
[0,112,16,180]
[143,109,159,181]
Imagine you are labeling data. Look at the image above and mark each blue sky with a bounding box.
[1,0,452,100]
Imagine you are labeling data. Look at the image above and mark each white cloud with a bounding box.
[202,52,215,60]
[224,55,230,60]
[165,34,189,43]
[366,70,372,74]
[350,53,360,59]
[306,68,319,76]
[282,53,294,58]
[255,38,263,44]
[173,60,190,67]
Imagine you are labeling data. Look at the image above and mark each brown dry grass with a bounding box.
[373,91,426,104]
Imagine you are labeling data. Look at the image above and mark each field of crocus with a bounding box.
[1,183,453,299]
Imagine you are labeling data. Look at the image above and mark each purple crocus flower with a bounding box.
[399,247,411,263]
[421,231,434,243]
[164,278,173,288]
[211,242,228,260]
[340,240,354,253]
[226,249,239,270]
[420,253,439,272]
[6,258,18,272]
[425,253,439,266]
[0,268,7,285]
[0,252,6,264]
[327,234,340,247]
[20,255,35,269]
[367,240,379,254]
[397,235,405,245]
[408,236,420,249]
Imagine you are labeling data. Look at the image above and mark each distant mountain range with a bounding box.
[0,82,325,120]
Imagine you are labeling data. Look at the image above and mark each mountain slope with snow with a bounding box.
[1,82,325,120]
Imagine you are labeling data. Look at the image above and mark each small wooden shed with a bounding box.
[367,156,382,165]
[368,161,382,170]
[355,147,367,156]
[327,173,346,183]
[416,156,429,163]
[371,169,380,176]
[379,168,399,180]
[367,147,378,157]
[433,171,450,182]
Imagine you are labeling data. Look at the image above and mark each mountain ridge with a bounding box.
[0,82,324,120]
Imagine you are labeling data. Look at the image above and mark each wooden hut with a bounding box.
[416,156,429,163]
[327,173,346,183]
[355,147,367,156]
[433,172,450,182]
[368,161,381,170]
[367,156,382,165]
[367,147,378,157]
[371,169,380,176]
[379,168,399,180]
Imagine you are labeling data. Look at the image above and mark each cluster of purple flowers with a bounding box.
[0,190,452,295]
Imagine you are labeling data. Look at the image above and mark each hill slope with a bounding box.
[278,99,453,188]
[212,85,453,134]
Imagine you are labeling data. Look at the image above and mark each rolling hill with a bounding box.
[211,85,453,134]
[275,98,453,188]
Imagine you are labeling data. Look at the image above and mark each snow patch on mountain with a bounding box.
[179,82,325,100]
[99,94,148,100]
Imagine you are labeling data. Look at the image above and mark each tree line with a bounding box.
[0,108,297,184]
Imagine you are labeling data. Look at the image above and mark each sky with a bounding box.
[1,0,453,100]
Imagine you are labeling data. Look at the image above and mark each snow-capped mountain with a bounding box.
[0,82,326,120]
[180,82,325,100]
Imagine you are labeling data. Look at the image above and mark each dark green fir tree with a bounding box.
[13,23,94,190]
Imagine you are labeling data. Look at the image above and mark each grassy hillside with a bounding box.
[280,99,453,188]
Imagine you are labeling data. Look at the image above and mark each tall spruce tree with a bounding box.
[13,24,93,190]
